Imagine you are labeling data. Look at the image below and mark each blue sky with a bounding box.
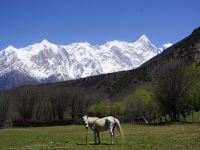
[0,0,199,50]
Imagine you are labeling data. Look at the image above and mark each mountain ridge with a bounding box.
[0,35,172,89]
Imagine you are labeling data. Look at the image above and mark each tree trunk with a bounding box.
[164,115,167,123]
[71,102,75,121]
[169,113,173,121]
[159,116,162,124]
[58,112,63,120]
[172,110,177,121]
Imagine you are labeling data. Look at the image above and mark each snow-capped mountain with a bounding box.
[159,43,173,51]
[0,35,171,89]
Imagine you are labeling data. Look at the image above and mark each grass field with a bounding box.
[0,124,200,150]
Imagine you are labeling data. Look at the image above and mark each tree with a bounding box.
[88,99,111,117]
[50,88,69,120]
[187,65,200,112]
[70,91,79,121]
[0,93,9,127]
[111,101,125,120]
[34,97,54,121]
[124,84,159,123]
[151,59,194,121]
[16,87,36,120]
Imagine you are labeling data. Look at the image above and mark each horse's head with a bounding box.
[82,115,89,129]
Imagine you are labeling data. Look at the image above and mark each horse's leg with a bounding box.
[97,131,101,144]
[109,124,114,144]
[93,130,97,144]
[113,123,116,143]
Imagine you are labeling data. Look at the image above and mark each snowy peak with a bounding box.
[137,34,150,43]
[4,45,16,51]
[38,39,57,48]
[163,43,173,49]
[0,35,170,89]
[3,45,17,55]
[159,43,173,51]
[23,39,59,55]
[134,34,153,46]
[104,40,128,48]
[133,35,162,53]
[40,39,51,45]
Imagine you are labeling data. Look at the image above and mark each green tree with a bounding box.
[124,84,159,123]
[188,65,200,112]
[88,99,111,117]
[111,101,125,118]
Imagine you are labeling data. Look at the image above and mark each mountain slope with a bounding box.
[56,26,200,100]
[115,26,200,96]
[142,26,200,69]
[0,35,170,89]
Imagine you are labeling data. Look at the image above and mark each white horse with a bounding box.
[82,115,124,144]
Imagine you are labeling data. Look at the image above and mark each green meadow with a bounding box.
[0,124,200,150]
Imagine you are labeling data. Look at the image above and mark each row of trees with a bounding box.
[0,86,98,127]
[87,99,125,119]
[87,60,200,123]
[87,85,159,123]
[1,59,200,127]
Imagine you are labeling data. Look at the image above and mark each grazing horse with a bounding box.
[82,115,124,144]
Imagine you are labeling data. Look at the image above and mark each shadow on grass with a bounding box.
[77,142,113,146]
[100,143,113,145]
[77,143,88,145]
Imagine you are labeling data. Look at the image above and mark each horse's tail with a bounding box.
[114,118,124,137]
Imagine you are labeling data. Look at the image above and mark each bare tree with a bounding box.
[16,88,36,120]
[0,93,9,127]
[151,59,193,121]
[49,88,70,120]
[68,88,86,122]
